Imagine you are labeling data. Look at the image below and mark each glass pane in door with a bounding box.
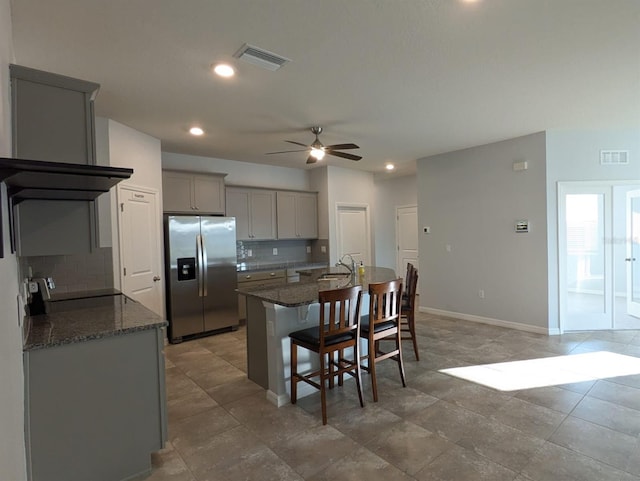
[566,194,606,316]
[632,196,640,304]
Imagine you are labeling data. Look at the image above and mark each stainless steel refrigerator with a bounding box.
[164,215,238,343]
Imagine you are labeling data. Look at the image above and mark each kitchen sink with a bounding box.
[318,272,352,280]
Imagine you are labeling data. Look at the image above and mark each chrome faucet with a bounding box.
[336,254,357,274]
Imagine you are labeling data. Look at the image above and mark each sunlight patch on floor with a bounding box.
[440,351,640,391]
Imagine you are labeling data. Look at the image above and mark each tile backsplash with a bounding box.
[237,238,329,269]
[19,248,114,294]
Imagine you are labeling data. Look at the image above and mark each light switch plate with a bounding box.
[272,247,278,255]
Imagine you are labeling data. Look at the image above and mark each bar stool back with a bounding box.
[289,285,364,424]
[360,278,406,402]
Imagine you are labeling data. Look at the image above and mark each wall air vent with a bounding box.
[600,150,629,165]
[233,43,291,71]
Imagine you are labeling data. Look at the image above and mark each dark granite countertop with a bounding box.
[236,266,398,307]
[23,292,167,351]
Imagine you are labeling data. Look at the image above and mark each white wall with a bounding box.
[162,152,310,191]
[0,0,27,477]
[95,118,163,304]
[373,175,417,269]
[546,128,640,331]
[417,132,549,332]
[326,166,375,265]
[308,167,329,239]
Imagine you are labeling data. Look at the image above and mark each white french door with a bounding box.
[627,190,640,318]
[559,182,640,332]
[559,184,613,331]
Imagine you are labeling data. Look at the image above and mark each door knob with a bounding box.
[153,276,161,282]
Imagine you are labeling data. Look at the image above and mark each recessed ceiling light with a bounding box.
[213,63,235,78]
[189,127,204,136]
[385,163,395,171]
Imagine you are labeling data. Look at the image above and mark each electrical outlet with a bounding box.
[272,247,278,255]
[306,246,311,254]
[247,249,253,257]
[479,289,485,299]
[321,246,326,253]
[28,281,38,294]
[445,244,452,252]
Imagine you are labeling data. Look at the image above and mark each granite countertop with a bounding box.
[24,292,167,351]
[236,266,398,307]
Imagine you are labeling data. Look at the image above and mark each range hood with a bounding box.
[0,157,133,203]
[0,157,133,258]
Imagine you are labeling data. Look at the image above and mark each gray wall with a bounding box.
[417,132,549,331]
[546,128,640,330]
[0,0,27,477]
[373,175,417,269]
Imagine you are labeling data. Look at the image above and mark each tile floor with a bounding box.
[147,312,640,481]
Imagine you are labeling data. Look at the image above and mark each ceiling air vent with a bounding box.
[600,150,629,165]
[233,43,291,71]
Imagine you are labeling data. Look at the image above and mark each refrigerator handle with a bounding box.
[201,235,208,297]
[196,234,203,297]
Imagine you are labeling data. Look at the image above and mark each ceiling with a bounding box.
[9,0,640,176]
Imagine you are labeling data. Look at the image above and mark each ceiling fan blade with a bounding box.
[265,149,309,155]
[285,140,310,148]
[327,151,362,161]
[306,155,317,164]
[325,143,360,150]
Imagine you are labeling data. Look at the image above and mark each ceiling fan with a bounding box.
[266,126,362,164]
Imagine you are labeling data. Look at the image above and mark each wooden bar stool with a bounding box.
[360,278,406,402]
[401,265,419,360]
[289,285,365,424]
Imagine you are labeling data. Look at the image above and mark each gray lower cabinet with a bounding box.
[23,328,167,481]
[237,270,286,320]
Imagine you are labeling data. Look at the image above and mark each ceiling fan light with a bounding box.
[310,148,325,160]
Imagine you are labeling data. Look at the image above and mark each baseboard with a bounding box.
[266,390,288,407]
[419,306,559,336]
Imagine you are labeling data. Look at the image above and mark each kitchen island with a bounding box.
[23,292,168,481]
[237,266,398,406]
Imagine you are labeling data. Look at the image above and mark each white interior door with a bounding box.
[559,184,613,331]
[396,205,419,276]
[336,204,370,266]
[627,189,640,318]
[118,186,163,316]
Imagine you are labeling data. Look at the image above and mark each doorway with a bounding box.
[559,182,640,331]
[335,203,371,266]
[396,205,419,276]
[117,185,163,316]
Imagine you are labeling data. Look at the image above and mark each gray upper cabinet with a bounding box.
[226,187,277,240]
[162,170,226,214]
[276,191,318,239]
[10,65,101,256]
[10,64,99,164]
